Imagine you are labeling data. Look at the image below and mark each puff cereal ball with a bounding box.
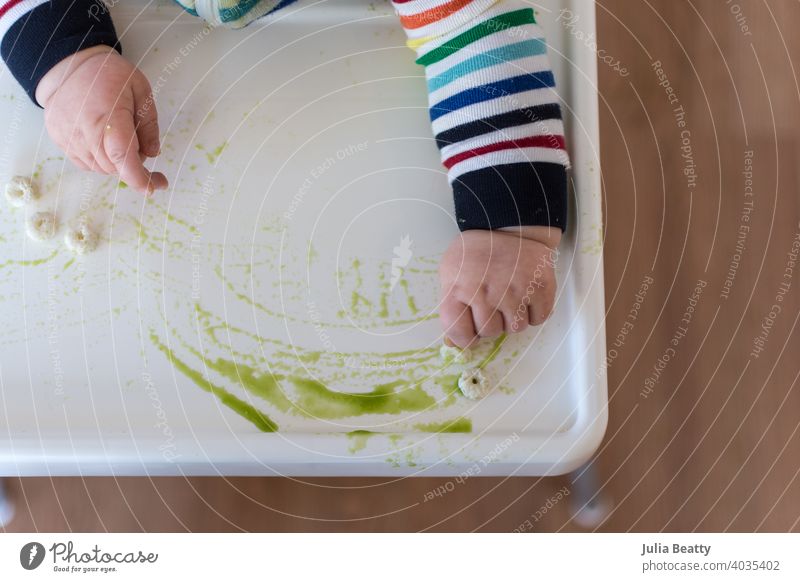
[5,176,37,208]
[64,221,98,255]
[25,211,58,241]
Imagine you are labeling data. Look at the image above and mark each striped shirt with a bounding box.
[0,0,568,231]
[173,0,299,28]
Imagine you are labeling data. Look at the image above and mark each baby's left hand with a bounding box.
[439,226,561,348]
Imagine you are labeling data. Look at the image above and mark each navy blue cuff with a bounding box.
[1,0,121,106]
[451,162,568,232]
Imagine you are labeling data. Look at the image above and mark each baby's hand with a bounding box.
[36,46,168,195]
[439,227,561,348]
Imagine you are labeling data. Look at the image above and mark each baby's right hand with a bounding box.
[35,45,168,195]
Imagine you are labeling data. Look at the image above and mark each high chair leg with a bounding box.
[0,478,15,527]
[567,460,612,529]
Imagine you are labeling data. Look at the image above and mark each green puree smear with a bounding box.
[196,142,228,164]
[413,417,472,433]
[478,334,508,369]
[194,355,436,419]
[346,417,471,453]
[150,328,439,423]
[0,248,59,269]
[346,430,373,453]
[150,332,278,432]
[148,316,508,433]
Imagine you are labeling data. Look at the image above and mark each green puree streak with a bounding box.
[346,417,472,453]
[414,417,472,433]
[0,248,59,269]
[346,430,373,453]
[155,320,438,421]
[148,308,509,431]
[205,357,436,419]
[478,334,508,369]
[150,332,278,432]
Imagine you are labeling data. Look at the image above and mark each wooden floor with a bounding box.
[4,0,800,532]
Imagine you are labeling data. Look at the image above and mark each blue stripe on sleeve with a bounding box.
[429,71,555,122]
[427,38,547,93]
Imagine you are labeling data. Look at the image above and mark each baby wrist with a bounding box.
[499,225,562,249]
[36,45,117,108]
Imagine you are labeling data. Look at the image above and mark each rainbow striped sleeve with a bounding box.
[393,0,569,231]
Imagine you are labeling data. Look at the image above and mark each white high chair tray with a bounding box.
[0,0,605,476]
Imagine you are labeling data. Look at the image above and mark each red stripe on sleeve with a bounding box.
[0,0,25,19]
[443,135,566,169]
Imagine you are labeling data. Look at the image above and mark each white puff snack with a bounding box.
[64,222,98,255]
[25,211,57,241]
[440,344,472,365]
[5,176,37,208]
[458,368,492,400]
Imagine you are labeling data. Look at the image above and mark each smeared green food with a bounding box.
[129,217,164,254]
[198,141,228,164]
[154,203,199,234]
[192,302,439,371]
[351,291,371,311]
[413,417,472,433]
[346,418,471,454]
[398,279,418,314]
[306,242,318,266]
[0,248,59,269]
[168,305,446,421]
[150,331,278,432]
[478,334,508,369]
[128,200,515,436]
[435,373,462,405]
[346,430,374,453]
[199,355,436,419]
[378,292,389,318]
[208,247,437,329]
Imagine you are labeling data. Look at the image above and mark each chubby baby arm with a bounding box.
[393,0,570,346]
[0,0,166,195]
[36,46,167,194]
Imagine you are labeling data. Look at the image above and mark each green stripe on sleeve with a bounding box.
[416,8,537,67]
